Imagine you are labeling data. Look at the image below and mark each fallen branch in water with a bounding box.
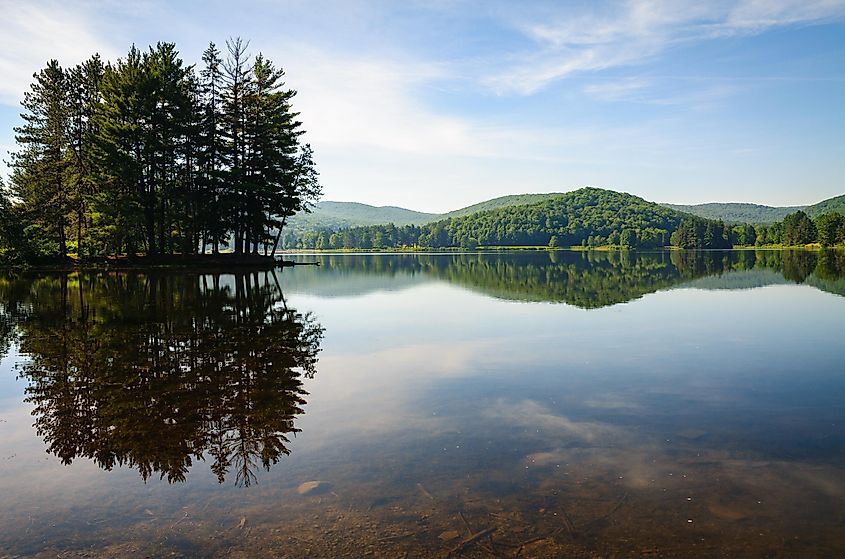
[447,527,497,557]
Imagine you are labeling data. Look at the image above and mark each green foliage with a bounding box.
[286,187,729,249]
[782,211,816,246]
[663,202,805,224]
[815,213,845,247]
[438,193,564,220]
[285,194,562,235]
[670,217,732,249]
[8,39,320,261]
[805,194,845,219]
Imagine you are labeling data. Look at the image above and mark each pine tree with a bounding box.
[199,42,226,254]
[9,39,321,260]
[66,55,104,256]
[222,37,253,254]
[11,60,72,257]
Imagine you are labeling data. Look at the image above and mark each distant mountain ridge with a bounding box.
[286,201,436,234]
[805,194,845,218]
[288,191,844,232]
[287,193,564,233]
[661,202,805,224]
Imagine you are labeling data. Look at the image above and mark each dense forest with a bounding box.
[0,39,320,262]
[284,189,845,250]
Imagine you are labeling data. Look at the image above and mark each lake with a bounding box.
[1,249,844,558]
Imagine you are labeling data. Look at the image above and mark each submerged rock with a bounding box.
[439,530,461,541]
[297,480,331,495]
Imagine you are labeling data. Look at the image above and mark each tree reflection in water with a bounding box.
[11,271,323,486]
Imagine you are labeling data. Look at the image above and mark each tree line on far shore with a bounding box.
[0,38,320,262]
[282,188,845,250]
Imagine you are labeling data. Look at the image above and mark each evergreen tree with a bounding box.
[198,43,226,254]
[7,39,320,261]
[222,37,253,254]
[65,55,105,257]
[11,60,72,257]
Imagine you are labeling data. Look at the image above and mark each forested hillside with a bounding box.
[662,202,804,224]
[661,192,844,224]
[285,193,562,233]
[442,188,684,248]
[285,201,435,234]
[286,187,737,249]
[805,194,845,218]
[438,193,563,220]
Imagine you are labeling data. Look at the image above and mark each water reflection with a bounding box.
[0,250,844,557]
[2,271,323,485]
[287,249,845,305]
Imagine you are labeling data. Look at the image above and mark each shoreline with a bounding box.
[3,245,841,270]
[0,253,314,272]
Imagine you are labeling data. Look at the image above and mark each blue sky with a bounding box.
[1,0,843,212]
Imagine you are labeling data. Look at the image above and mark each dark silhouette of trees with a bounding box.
[10,271,323,485]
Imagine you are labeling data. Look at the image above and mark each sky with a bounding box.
[0,0,843,213]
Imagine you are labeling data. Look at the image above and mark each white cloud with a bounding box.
[281,47,492,158]
[486,0,845,95]
[725,0,845,30]
[0,1,121,104]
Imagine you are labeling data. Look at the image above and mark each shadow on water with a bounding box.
[0,270,323,485]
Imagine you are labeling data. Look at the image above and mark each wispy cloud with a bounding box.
[0,1,121,104]
[583,77,652,101]
[485,0,845,94]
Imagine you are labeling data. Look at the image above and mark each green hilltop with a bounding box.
[438,193,564,220]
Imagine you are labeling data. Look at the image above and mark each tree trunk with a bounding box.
[270,215,287,256]
[58,223,67,259]
[77,210,83,258]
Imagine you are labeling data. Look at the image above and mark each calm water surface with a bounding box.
[1,250,844,558]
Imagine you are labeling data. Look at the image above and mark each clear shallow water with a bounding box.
[1,250,844,558]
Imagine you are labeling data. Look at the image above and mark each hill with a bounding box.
[438,193,564,220]
[287,193,564,233]
[661,202,804,224]
[442,187,688,248]
[281,189,845,250]
[286,201,436,233]
[289,192,845,236]
[285,187,736,249]
[805,194,845,218]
